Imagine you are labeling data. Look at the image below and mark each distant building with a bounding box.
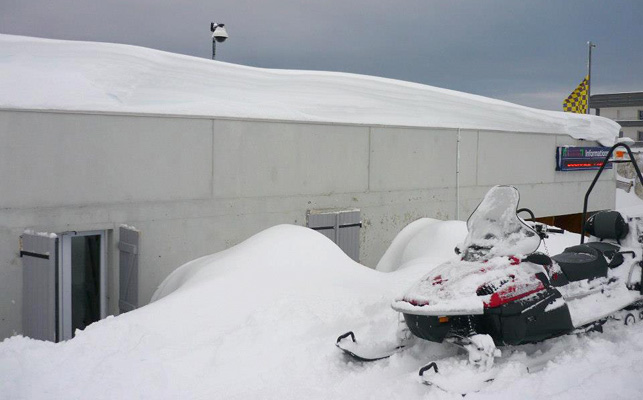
[591,92,643,141]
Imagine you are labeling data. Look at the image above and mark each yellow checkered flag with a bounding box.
[563,75,589,114]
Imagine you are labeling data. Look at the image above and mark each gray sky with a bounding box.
[1,0,641,110]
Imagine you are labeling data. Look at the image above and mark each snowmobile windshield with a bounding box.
[461,186,540,261]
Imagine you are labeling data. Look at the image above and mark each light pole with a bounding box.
[210,22,229,60]
[587,41,596,114]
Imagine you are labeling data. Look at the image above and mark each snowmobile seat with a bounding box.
[585,241,619,256]
[585,211,629,243]
[551,244,608,282]
[585,242,624,269]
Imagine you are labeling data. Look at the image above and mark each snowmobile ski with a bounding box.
[419,346,558,395]
[417,334,501,395]
[419,361,499,396]
[335,331,410,362]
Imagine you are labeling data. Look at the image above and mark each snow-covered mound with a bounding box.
[617,189,643,214]
[0,226,412,399]
[376,218,467,272]
[0,34,619,145]
[376,217,579,274]
[1,224,642,399]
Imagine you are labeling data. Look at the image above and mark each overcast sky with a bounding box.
[1,0,641,110]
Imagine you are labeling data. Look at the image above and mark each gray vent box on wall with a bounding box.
[307,209,361,262]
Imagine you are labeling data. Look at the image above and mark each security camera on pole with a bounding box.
[587,41,596,114]
[210,22,228,60]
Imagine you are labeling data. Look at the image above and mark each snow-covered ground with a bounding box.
[616,188,643,215]
[0,34,619,145]
[2,221,642,400]
[0,34,636,398]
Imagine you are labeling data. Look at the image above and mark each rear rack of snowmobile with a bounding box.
[580,142,643,294]
[581,143,643,242]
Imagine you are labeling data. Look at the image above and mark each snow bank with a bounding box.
[0,34,620,145]
[613,149,643,215]
[0,225,411,400]
[376,216,576,274]
[376,218,467,272]
[2,223,642,399]
[616,189,643,214]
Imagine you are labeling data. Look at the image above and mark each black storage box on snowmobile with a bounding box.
[551,245,609,282]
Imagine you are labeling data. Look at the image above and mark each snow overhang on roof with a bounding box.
[0,34,620,146]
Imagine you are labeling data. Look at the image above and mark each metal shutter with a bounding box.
[21,232,58,342]
[307,209,361,262]
[337,211,361,262]
[307,212,337,242]
[118,226,139,313]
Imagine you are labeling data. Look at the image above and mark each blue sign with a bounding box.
[556,147,612,171]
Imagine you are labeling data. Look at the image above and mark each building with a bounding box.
[0,35,619,342]
[591,92,643,141]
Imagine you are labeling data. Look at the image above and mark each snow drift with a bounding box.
[2,223,643,399]
[0,34,620,145]
[376,218,467,272]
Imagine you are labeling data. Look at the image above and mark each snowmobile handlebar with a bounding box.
[518,208,564,237]
[530,222,564,239]
[544,227,564,234]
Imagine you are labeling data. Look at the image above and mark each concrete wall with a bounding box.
[0,109,615,339]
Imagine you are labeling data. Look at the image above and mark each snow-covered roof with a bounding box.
[0,34,620,145]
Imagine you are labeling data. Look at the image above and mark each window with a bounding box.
[619,131,624,138]
[639,110,643,120]
[638,131,643,141]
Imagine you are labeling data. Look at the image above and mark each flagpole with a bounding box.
[587,41,596,114]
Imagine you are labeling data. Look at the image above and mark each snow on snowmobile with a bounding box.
[336,143,643,393]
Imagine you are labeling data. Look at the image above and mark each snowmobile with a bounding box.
[337,143,643,392]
